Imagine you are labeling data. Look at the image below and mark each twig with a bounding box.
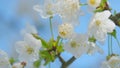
[58,54,65,64]
[110,13,120,26]
[64,56,76,67]
[61,56,76,68]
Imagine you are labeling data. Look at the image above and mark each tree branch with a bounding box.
[110,13,120,26]
[64,56,76,67]
[58,54,65,64]
[60,56,76,68]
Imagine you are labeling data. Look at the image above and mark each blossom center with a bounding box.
[95,20,101,26]
[26,46,34,54]
[46,4,53,15]
[70,41,77,48]
[71,3,78,11]
[90,0,95,5]
[59,23,73,38]
[59,31,66,37]
[46,10,53,15]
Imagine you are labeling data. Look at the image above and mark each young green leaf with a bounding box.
[109,30,117,38]
[56,45,64,54]
[33,59,41,68]
[9,57,15,65]
[88,36,96,42]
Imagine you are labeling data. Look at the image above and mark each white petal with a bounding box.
[15,41,27,54]
[88,21,98,37]
[108,56,120,68]
[95,10,111,20]
[12,62,23,68]
[0,50,11,68]
[94,29,107,42]
[87,42,103,55]
[102,19,116,33]
[33,5,42,13]
[21,23,37,36]
[23,33,41,49]
[63,34,88,58]
[101,62,110,68]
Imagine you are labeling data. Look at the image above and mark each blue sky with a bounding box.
[0,0,120,68]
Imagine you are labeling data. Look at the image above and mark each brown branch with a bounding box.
[66,56,76,66]
[58,54,65,64]
[60,56,76,68]
[110,13,120,26]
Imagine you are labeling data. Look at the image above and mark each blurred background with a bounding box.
[0,0,120,68]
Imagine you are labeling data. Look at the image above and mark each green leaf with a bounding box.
[94,0,108,13]
[9,57,15,65]
[94,7,103,13]
[88,36,96,42]
[33,59,41,68]
[109,30,117,38]
[102,0,107,4]
[106,55,111,61]
[48,38,54,49]
[100,0,107,7]
[56,45,64,54]
[40,51,50,65]
[40,50,55,65]
[40,50,49,58]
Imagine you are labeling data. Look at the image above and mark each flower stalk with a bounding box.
[108,35,110,56]
[49,16,54,39]
[110,35,113,54]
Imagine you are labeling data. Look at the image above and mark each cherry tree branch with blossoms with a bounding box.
[0,0,120,68]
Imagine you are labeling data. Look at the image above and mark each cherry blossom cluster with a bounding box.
[0,0,120,68]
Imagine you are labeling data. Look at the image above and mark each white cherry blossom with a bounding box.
[12,62,26,68]
[101,56,120,68]
[63,34,88,58]
[87,0,101,8]
[33,0,56,18]
[15,33,42,62]
[58,23,74,39]
[87,42,103,55]
[88,10,116,42]
[55,0,81,25]
[0,50,11,68]
[21,23,38,35]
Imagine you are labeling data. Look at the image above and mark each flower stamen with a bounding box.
[26,46,34,54]
[95,20,101,26]
[90,0,95,5]
[70,41,77,48]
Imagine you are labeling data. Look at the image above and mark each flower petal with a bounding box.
[95,10,111,20]
[102,19,116,33]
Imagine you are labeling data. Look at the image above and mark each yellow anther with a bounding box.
[26,47,34,54]
[90,0,95,5]
[70,41,77,48]
[95,20,101,26]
